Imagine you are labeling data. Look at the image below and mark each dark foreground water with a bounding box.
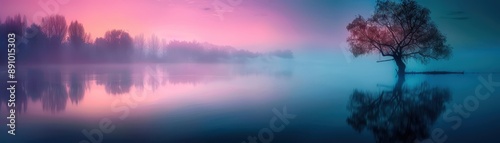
[1,63,499,143]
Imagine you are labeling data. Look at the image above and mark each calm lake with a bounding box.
[1,63,499,143]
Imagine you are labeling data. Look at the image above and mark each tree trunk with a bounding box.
[394,75,405,97]
[394,56,406,77]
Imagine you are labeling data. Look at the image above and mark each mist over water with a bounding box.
[1,0,499,142]
[1,62,499,143]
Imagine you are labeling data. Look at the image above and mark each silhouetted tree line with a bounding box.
[0,14,293,65]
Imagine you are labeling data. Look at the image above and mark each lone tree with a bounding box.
[346,0,452,76]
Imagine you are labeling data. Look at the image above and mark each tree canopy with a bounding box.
[68,21,89,48]
[347,0,452,75]
[41,15,67,47]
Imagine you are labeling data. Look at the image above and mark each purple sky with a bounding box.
[1,0,499,52]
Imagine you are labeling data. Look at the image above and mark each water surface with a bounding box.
[1,63,499,143]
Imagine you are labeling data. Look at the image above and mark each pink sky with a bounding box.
[1,0,349,50]
[3,0,497,51]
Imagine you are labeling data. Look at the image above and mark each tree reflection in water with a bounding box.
[347,77,451,143]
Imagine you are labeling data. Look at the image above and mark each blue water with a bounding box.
[1,63,499,143]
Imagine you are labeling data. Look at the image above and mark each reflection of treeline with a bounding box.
[0,69,87,113]
[0,14,293,64]
[0,64,292,113]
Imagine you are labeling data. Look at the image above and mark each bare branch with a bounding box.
[377,59,395,63]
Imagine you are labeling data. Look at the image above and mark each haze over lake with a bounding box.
[1,62,499,143]
[1,0,500,142]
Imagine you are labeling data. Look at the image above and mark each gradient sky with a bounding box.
[1,0,499,70]
[2,0,499,48]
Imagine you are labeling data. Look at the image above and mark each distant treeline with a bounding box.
[0,14,293,65]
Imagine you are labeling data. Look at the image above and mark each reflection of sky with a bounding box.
[1,64,500,142]
[1,64,294,117]
[1,0,498,71]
